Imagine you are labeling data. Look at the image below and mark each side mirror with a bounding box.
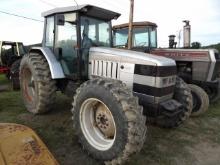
[56,14,65,26]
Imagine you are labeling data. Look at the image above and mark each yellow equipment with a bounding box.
[0,123,58,165]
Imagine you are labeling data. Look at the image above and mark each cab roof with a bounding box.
[42,4,121,21]
[0,41,23,45]
[113,21,157,30]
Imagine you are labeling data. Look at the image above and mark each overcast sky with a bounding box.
[0,0,219,47]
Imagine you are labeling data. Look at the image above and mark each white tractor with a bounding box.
[20,5,192,164]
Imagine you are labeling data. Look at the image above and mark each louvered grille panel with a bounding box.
[91,60,119,79]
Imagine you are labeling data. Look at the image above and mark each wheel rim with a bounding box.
[80,98,116,151]
[23,68,35,102]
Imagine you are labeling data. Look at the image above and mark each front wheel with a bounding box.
[188,84,209,117]
[71,78,147,164]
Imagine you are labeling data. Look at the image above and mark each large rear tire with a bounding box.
[71,78,147,164]
[156,77,193,128]
[188,84,209,117]
[19,53,56,114]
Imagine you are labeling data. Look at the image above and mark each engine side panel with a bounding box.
[193,61,210,81]
[151,49,217,82]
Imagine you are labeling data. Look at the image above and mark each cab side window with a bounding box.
[45,16,55,47]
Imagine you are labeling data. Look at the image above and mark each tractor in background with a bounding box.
[0,41,26,90]
[113,21,219,116]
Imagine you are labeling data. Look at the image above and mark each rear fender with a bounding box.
[29,47,65,79]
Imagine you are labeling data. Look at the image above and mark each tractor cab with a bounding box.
[0,41,26,88]
[42,5,120,79]
[113,21,157,53]
[0,41,25,67]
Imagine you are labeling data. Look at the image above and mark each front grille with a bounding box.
[133,83,175,97]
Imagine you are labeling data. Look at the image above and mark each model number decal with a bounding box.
[152,51,208,57]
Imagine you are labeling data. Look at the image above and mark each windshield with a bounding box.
[133,28,149,47]
[113,28,128,47]
[113,26,157,48]
[17,43,26,55]
[81,16,111,47]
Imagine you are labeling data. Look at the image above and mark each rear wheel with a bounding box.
[19,53,56,114]
[203,86,219,103]
[188,84,209,117]
[72,78,147,164]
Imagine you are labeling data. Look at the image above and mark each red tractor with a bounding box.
[113,21,220,116]
[0,41,26,89]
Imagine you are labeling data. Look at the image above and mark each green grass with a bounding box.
[1,75,220,165]
[0,74,9,84]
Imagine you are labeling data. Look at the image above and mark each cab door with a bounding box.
[54,13,78,76]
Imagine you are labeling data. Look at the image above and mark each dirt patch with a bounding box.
[187,141,220,165]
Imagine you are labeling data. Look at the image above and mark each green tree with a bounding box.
[191,42,201,49]
[203,43,220,52]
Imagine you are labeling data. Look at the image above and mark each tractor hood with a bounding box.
[89,47,176,67]
[89,47,177,103]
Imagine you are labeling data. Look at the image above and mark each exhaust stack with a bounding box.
[183,20,191,48]
[168,35,177,48]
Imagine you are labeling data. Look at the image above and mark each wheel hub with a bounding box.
[23,68,35,102]
[28,80,35,88]
[95,104,115,138]
[80,98,116,151]
[192,92,199,111]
